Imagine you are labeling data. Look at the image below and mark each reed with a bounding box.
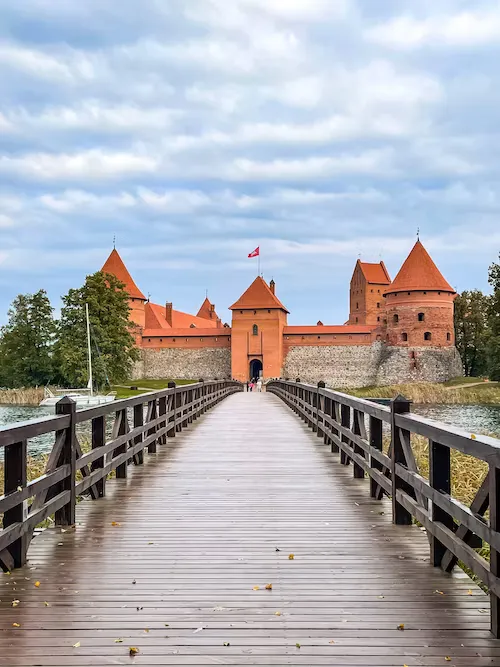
[0,387,44,406]
[346,382,500,405]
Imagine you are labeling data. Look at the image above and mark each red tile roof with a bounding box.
[143,328,231,337]
[358,261,391,284]
[145,302,219,330]
[385,240,455,295]
[230,276,289,312]
[101,249,146,300]
[196,297,219,322]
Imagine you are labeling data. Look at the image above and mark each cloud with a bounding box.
[366,9,500,50]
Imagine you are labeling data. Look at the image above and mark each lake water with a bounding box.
[1,402,500,457]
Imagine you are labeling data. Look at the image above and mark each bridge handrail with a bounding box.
[267,378,500,637]
[0,379,242,573]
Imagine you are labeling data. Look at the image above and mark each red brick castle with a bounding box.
[101,240,461,387]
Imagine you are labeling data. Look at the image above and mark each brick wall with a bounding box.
[135,348,232,380]
[283,342,462,388]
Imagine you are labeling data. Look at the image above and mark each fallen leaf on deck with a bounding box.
[275,548,280,552]
[288,554,295,560]
[274,611,282,616]
[44,601,50,607]
[144,629,149,633]
[445,658,451,662]
[377,596,385,599]
[12,623,20,627]
[223,642,230,646]
[434,590,445,595]
[12,600,19,607]
[467,590,473,595]
[73,642,81,648]
[148,542,154,545]
[164,624,170,627]
[132,580,136,585]
[397,623,405,631]
[253,586,260,590]
[129,647,139,656]
[111,522,121,527]
[16,486,22,492]
[193,627,204,633]
[295,643,301,649]
[114,639,123,643]
[34,581,40,588]
[329,640,335,644]
[471,434,477,440]
[265,583,273,590]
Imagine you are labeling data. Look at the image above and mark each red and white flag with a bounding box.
[248,246,260,258]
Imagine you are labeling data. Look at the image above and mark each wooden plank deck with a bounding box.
[2,391,500,666]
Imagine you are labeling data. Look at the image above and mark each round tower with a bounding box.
[384,240,456,348]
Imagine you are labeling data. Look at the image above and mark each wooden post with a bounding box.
[91,415,106,496]
[340,404,351,465]
[352,409,364,478]
[316,381,325,438]
[369,415,383,498]
[175,385,183,432]
[490,464,500,637]
[147,400,158,454]
[391,395,412,525]
[430,439,453,566]
[55,397,76,527]
[167,382,176,436]
[115,408,128,478]
[3,439,28,568]
[331,401,340,453]
[158,396,167,444]
[133,403,144,464]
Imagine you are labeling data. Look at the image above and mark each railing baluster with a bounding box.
[55,397,76,527]
[158,396,167,445]
[147,399,158,454]
[352,410,365,479]
[429,438,453,566]
[133,403,144,465]
[91,415,106,497]
[391,395,412,525]
[340,404,351,466]
[369,415,383,499]
[3,439,28,568]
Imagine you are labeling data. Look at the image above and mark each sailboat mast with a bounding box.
[85,302,93,397]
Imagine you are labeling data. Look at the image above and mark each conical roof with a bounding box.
[197,297,218,321]
[101,249,146,300]
[385,240,454,295]
[230,276,289,312]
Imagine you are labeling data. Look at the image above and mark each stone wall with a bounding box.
[134,348,232,380]
[282,343,462,388]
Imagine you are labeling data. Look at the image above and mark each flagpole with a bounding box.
[258,249,261,277]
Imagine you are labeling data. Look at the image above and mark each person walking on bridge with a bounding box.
[256,378,263,392]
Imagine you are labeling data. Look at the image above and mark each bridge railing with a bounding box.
[0,379,242,572]
[268,379,500,637]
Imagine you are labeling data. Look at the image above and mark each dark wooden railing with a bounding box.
[268,379,500,637]
[0,380,241,572]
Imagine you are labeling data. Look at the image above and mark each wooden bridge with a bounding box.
[2,379,500,665]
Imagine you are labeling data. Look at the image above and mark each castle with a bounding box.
[101,240,462,387]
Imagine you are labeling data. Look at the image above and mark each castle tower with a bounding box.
[101,249,147,336]
[384,240,456,347]
[349,260,391,326]
[230,277,289,381]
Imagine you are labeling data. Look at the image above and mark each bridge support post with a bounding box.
[91,415,106,495]
[167,382,176,437]
[133,404,144,464]
[340,404,351,465]
[55,397,76,527]
[316,382,325,439]
[369,416,383,498]
[391,395,412,525]
[3,439,28,569]
[490,465,500,637]
[430,439,453,566]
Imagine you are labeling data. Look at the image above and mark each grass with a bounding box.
[0,387,44,406]
[343,380,500,405]
[111,378,196,399]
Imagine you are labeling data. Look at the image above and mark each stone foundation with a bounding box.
[138,348,232,380]
[282,343,462,388]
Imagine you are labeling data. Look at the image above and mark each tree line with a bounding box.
[454,254,500,380]
[0,271,139,389]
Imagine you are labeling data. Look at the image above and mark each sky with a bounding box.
[0,0,499,326]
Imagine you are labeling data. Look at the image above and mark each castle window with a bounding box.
[253,310,257,315]
[268,309,271,313]
[424,332,432,341]
[418,312,425,322]
[376,302,380,308]
[423,291,427,295]
[371,289,374,293]
[356,302,359,309]
[377,316,380,322]
[393,314,399,323]
[240,310,243,314]
[148,338,151,342]
[355,317,358,323]
[401,332,408,342]
[252,324,258,336]
[317,336,321,339]
[408,292,411,295]
[378,289,380,293]
[438,291,441,295]
[160,339,162,342]
[447,332,451,341]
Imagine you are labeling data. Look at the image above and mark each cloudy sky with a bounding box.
[0,0,499,325]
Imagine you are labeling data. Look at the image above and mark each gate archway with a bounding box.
[249,359,263,380]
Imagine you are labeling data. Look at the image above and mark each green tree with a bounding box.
[55,271,139,388]
[488,257,500,381]
[454,289,490,377]
[0,290,56,387]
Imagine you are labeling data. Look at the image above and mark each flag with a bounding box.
[248,247,260,258]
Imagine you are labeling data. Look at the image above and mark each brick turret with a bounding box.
[384,240,456,347]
